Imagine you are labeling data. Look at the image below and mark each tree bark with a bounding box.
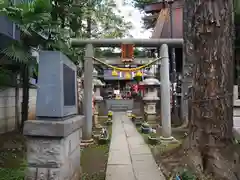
[15,73,20,131]
[184,0,238,179]
[20,63,29,133]
[182,0,195,122]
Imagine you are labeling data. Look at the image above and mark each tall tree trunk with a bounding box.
[168,2,180,125]
[15,73,20,131]
[182,0,195,124]
[87,17,91,38]
[86,0,92,38]
[184,0,238,179]
[20,63,29,132]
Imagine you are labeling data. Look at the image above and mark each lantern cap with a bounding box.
[95,96,103,101]
[144,69,154,78]
[142,78,160,86]
[93,78,105,86]
[143,96,160,101]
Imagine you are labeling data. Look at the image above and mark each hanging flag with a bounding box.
[132,71,135,77]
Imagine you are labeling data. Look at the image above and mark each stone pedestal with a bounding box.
[93,69,104,128]
[144,113,156,124]
[23,115,84,180]
[143,101,158,124]
[93,113,98,127]
[94,102,102,128]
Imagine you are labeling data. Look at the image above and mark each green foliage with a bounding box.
[0,0,133,66]
[142,121,150,128]
[0,160,26,180]
[235,0,240,26]
[0,0,53,65]
[73,0,132,39]
[179,169,196,180]
[0,0,52,34]
[149,132,157,138]
[235,0,240,15]
[0,168,24,180]
[1,42,35,63]
[0,68,14,86]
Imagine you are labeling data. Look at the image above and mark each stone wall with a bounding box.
[0,87,37,134]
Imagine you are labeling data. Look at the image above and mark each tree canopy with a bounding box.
[0,0,133,87]
[0,0,133,64]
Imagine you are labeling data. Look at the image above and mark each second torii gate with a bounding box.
[70,38,183,143]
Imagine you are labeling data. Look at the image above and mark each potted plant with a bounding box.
[108,111,113,119]
[131,114,136,122]
[148,130,158,145]
[141,122,150,134]
[134,117,142,126]
[127,110,132,117]
[98,127,109,144]
[178,169,196,180]
[106,111,113,125]
[105,116,113,125]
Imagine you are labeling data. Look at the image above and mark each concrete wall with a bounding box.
[0,87,37,134]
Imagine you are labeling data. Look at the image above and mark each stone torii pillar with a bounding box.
[160,44,175,141]
[82,44,94,143]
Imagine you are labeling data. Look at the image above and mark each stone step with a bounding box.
[233,107,240,116]
[234,117,240,127]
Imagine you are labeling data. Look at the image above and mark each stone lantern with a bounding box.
[93,69,105,128]
[141,70,160,124]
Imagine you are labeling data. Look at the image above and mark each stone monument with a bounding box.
[141,70,160,124]
[93,68,104,128]
[23,51,84,180]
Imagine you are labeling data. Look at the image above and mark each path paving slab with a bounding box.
[106,165,136,180]
[106,112,165,180]
[129,145,152,155]
[108,150,131,165]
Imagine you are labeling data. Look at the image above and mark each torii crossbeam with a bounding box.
[70,38,183,47]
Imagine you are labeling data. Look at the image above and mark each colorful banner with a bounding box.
[103,70,143,80]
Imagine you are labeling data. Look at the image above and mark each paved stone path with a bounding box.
[106,112,165,180]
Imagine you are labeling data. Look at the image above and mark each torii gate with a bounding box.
[70,38,183,143]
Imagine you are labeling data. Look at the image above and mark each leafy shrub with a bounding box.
[0,160,26,180]
[179,169,196,180]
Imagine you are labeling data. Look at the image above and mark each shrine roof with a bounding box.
[144,0,183,39]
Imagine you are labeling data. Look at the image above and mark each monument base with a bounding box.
[93,114,102,128]
[23,115,84,180]
[159,136,179,144]
[80,139,94,147]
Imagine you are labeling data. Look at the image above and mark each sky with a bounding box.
[114,0,152,38]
